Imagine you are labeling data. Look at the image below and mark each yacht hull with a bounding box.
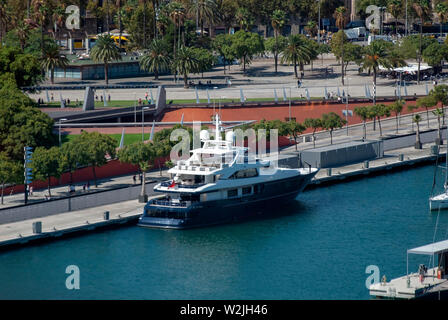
[138,172,317,229]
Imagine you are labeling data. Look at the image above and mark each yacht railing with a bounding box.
[150,199,189,207]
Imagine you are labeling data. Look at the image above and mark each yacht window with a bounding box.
[227,189,238,198]
[230,168,259,179]
[242,186,252,195]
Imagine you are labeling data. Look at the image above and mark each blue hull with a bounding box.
[138,172,316,229]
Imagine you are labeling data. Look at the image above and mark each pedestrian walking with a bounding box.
[29,186,33,196]
[87,181,90,191]
[51,93,54,102]
[139,174,142,183]
[83,184,86,192]
[133,175,136,184]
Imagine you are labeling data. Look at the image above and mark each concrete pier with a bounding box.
[0,196,159,249]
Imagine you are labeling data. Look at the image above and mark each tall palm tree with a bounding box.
[171,45,199,88]
[189,0,218,37]
[41,43,69,84]
[387,0,402,36]
[31,0,49,59]
[412,0,431,84]
[271,9,287,74]
[140,39,171,80]
[436,2,448,39]
[168,2,185,61]
[139,0,148,48]
[362,41,405,104]
[429,84,448,125]
[334,6,347,85]
[281,34,313,79]
[433,108,444,145]
[90,34,122,85]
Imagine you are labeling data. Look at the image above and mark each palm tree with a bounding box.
[235,7,254,32]
[362,41,405,104]
[171,46,199,88]
[271,9,287,74]
[412,0,431,84]
[371,104,391,137]
[429,84,448,125]
[334,6,347,85]
[31,0,48,59]
[281,34,313,79]
[433,108,444,145]
[90,34,122,85]
[416,94,438,128]
[413,114,422,149]
[436,2,448,40]
[41,43,69,84]
[354,106,370,140]
[168,2,185,64]
[387,0,402,36]
[140,39,171,80]
[389,99,405,133]
[408,104,419,132]
[189,0,218,37]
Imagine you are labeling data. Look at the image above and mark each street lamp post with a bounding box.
[289,87,292,121]
[134,92,137,125]
[59,118,67,147]
[317,0,321,44]
[213,86,218,114]
[142,107,149,141]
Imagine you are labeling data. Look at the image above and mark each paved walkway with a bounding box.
[28,57,443,103]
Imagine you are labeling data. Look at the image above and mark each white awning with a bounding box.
[407,239,448,255]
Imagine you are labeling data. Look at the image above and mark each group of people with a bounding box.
[132,175,143,184]
[67,181,91,194]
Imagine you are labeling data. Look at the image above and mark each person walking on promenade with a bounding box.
[87,181,90,191]
[139,174,142,184]
[133,175,136,184]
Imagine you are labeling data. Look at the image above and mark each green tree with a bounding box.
[416,94,438,128]
[362,40,404,103]
[32,146,61,198]
[171,45,200,88]
[0,78,56,161]
[90,34,122,85]
[0,46,42,87]
[429,84,448,125]
[118,141,156,202]
[59,139,87,186]
[265,36,288,74]
[436,2,448,38]
[235,7,254,32]
[371,103,391,137]
[212,33,234,74]
[230,30,264,75]
[303,118,322,148]
[285,120,306,151]
[0,153,21,205]
[281,34,313,78]
[140,39,171,80]
[389,99,405,133]
[40,43,69,84]
[422,42,448,72]
[192,47,216,78]
[321,112,346,145]
[353,106,370,140]
[342,42,363,74]
[71,131,117,187]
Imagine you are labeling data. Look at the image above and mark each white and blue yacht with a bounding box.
[138,115,319,229]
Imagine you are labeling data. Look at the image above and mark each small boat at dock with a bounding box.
[369,239,448,300]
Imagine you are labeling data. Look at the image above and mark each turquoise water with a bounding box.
[1,165,448,300]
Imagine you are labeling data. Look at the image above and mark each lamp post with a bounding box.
[317,0,321,44]
[142,107,149,141]
[289,87,292,121]
[213,86,218,114]
[59,118,67,147]
[405,0,408,37]
[133,92,137,125]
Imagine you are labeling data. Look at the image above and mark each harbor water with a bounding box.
[1,165,448,300]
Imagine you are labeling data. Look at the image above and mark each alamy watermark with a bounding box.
[65,265,80,290]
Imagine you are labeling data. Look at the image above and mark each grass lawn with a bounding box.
[62,133,152,146]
